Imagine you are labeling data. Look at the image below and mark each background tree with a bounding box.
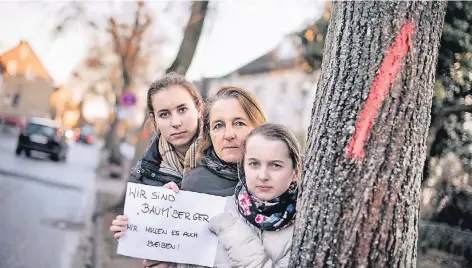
[422,0,472,216]
[128,0,209,176]
[92,0,210,218]
[102,2,152,166]
[53,1,155,166]
[298,2,331,71]
[289,2,447,267]
[417,3,472,263]
[424,1,472,182]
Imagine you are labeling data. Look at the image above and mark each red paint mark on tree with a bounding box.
[346,23,414,162]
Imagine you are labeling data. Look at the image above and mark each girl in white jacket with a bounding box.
[166,123,301,268]
[116,123,300,268]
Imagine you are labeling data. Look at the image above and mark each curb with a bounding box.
[86,159,136,268]
[71,189,105,268]
[70,176,99,268]
[91,190,104,268]
[0,168,82,191]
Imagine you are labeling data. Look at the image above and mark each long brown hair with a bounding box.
[197,86,268,162]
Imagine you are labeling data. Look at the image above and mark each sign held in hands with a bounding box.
[117,182,226,267]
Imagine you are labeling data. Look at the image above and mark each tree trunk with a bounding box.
[106,98,124,165]
[106,54,135,164]
[289,2,447,268]
[166,1,209,75]
[75,99,86,128]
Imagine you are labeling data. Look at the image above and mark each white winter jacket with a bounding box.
[177,196,293,268]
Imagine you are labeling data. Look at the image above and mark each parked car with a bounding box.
[75,126,96,145]
[15,117,69,161]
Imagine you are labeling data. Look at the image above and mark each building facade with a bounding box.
[0,41,56,119]
[200,34,321,143]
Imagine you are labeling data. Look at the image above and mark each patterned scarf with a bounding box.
[235,182,297,231]
[200,148,239,182]
[158,133,199,177]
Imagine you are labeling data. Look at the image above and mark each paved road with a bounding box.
[0,131,99,268]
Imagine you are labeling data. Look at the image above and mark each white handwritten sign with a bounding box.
[117,182,226,267]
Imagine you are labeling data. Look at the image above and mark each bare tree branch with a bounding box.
[108,17,122,56]
[166,1,209,74]
[439,104,472,116]
[127,1,145,56]
[127,14,152,74]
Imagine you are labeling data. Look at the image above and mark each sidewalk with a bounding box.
[93,161,143,268]
[0,127,18,152]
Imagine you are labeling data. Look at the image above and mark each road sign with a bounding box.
[120,91,137,107]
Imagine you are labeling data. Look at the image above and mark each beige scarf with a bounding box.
[158,134,199,176]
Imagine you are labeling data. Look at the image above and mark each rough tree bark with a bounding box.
[289,2,447,268]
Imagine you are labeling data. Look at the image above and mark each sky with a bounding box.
[0,0,326,84]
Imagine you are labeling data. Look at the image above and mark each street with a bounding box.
[0,130,99,268]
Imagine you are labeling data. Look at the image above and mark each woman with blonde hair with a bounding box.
[181,86,269,196]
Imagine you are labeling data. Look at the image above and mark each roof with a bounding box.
[0,41,54,82]
[235,53,299,75]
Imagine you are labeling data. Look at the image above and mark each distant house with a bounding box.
[0,40,56,119]
[200,34,321,142]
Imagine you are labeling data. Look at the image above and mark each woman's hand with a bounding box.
[109,215,128,239]
[143,259,176,268]
[163,182,180,193]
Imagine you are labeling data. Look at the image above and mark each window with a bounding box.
[26,66,35,81]
[7,60,17,75]
[26,123,56,137]
[12,92,20,107]
[20,46,29,59]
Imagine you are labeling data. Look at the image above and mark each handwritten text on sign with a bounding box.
[117,182,226,267]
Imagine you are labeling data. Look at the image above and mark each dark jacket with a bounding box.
[181,166,238,197]
[131,136,238,197]
[129,135,183,187]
